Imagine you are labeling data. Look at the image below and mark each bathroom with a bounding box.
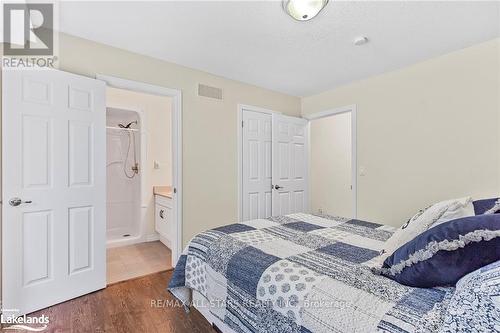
[105,86,174,284]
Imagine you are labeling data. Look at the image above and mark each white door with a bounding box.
[272,114,308,216]
[2,69,106,316]
[241,110,273,220]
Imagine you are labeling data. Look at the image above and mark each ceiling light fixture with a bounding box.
[282,0,329,21]
[353,36,369,46]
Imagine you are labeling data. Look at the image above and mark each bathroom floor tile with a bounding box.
[106,241,172,284]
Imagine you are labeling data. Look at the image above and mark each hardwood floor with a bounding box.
[29,271,216,333]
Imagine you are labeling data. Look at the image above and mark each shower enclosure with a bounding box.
[106,107,143,247]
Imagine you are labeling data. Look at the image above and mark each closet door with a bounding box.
[241,110,273,220]
[272,114,308,216]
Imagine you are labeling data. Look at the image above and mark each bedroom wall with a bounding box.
[1,36,498,243]
[0,34,301,247]
[302,38,500,227]
[310,113,352,217]
[58,34,301,246]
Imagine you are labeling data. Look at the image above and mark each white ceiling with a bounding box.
[59,1,500,97]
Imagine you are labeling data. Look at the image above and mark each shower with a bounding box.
[118,120,139,179]
[106,108,143,245]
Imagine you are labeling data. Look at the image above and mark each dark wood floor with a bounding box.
[29,271,216,333]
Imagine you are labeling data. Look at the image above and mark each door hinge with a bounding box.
[241,120,244,128]
[173,187,177,194]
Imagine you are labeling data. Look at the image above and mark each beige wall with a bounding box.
[310,113,352,217]
[106,87,172,236]
[302,38,500,227]
[52,33,301,245]
[1,36,499,242]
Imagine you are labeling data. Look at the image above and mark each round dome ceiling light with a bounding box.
[353,36,369,46]
[282,0,329,21]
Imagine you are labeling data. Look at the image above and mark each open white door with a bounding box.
[2,69,106,316]
[241,110,273,221]
[272,114,308,216]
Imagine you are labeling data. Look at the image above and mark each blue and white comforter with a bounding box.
[168,213,455,332]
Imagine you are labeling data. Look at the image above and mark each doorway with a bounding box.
[104,86,174,284]
[99,80,182,284]
[97,75,183,271]
[304,105,357,219]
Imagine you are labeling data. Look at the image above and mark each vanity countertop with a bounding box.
[154,186,173,199]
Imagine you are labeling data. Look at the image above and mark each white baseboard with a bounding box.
[107,235,144,248]
[106,233,160,249]
[145,233,160,242]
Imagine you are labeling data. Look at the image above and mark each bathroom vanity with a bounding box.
[153,186,174,249]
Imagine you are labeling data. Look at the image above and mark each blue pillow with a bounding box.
[473,198,500,215]
[380,214,500,287]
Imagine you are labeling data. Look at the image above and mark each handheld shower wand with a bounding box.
[117,120,139,178]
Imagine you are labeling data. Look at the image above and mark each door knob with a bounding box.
[274,185,284,190]
[9,197,32,207]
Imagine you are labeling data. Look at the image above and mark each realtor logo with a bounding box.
[3,3,54,56]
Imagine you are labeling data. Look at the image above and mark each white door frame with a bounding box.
[303,104,358,219]
[96,74,183,266]
[237,104,281,222]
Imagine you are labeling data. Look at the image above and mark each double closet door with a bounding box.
[242,109,308,221]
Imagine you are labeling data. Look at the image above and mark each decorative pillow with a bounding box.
[439,260,500,333]
[370,197,475,268]
[379,214,500,287]
[473,197,500,215]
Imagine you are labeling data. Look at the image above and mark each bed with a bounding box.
[168,213,457,332]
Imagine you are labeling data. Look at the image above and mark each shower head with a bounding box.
[118,120,138,129]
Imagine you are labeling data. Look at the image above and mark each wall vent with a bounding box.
[198,84,223,100]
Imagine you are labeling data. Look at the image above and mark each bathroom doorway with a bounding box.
[102,79,180,284]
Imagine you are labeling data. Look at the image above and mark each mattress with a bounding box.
[168,213,455,333]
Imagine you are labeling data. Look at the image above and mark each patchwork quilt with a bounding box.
[168,213,455,333]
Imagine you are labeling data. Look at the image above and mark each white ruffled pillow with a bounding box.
[484,199,500,214]
[370,197,475,269]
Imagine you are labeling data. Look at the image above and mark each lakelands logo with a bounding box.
[1,310,49,332]
[2,2,58,68]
